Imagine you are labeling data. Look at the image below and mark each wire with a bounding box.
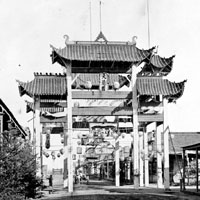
[168,127,183,180]
[147,0,150,48]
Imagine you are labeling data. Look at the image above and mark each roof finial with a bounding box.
[63,34,69,45]
[132,36,137,45]
[99,1,102,32]
[153,46,158,54]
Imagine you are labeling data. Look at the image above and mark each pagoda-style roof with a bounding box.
[50,41,155,73]
[139,55,175,76]
[0,98,26,137]
[137,77,185,98]
[17,73,67,97]
[17,73,186,101]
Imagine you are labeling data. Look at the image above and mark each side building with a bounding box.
[0,98,27,143]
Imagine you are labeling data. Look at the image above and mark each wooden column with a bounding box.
[163,98,170,190]
[196,148,198,192]
[107,160,109,179]
[91,162,94,175]
[67,63,73,193]
[156,122,163,188]
[127,158,131,181]
[139,131,144,187]
[144,130,149,186]
[182,149,186,191]
[115,140,120,186]
[34,97,42,178]
[0,114,3,151]
[63,113,68,188]
[64,61,73,193]
[132,64,139,189]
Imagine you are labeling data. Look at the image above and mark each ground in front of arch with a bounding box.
[39,178,200,200]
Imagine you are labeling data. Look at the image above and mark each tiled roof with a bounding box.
[139,55,175,76]
[51,43,154,63]
[17,73,67,97]
[17,73,186,100]
[151,55,174,69]
[25,101,64,113]
[168,132,200,154]
[137,77,186,98]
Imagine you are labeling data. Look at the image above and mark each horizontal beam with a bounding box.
[72,91,132,99]
[40,101,163,109]
[40,109,163,123]
[138,114,163,122]
[73,107,132,116]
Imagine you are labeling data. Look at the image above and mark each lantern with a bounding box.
[77,132,81,139]
[85,81,92,89]
[51,151,55,156]
[77,147,82,154]
[120,151,125,161]
[43,150,47,155]
[72,154,76,160]
[112,132,118,139]
[88,131,93,138]
[60,148,64,155]
[74,101,80,107]
[124,146,130,153]
[61,138,64,144]
[121,132,126,138]
[113,81,120,90]
[57,153,61,158]
[45,153,49,158]
[148,143,153,151]
[45,131,50,149]
[139,131,143,137]
[141,106,148,112]
[130,132,134,138]
[60,132,64,137]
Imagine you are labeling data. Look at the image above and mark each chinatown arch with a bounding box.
[17,33,186,192]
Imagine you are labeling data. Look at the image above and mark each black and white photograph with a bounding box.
[0,0,200,199]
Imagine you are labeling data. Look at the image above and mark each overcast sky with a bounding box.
[0,0,199,132]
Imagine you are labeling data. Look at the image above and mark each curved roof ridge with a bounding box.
[17,73,186,102]
[50,43,155,63]
[150,54,175,68]
[139,54,175,76]
[34,72,65,77]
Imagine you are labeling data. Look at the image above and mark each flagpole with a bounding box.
[99,1,102,32]
[89,1,92,41]
[147,0,150,48]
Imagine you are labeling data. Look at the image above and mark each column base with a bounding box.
[164,168,170,190]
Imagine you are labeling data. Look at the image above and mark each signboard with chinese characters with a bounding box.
[89,122,117,138]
